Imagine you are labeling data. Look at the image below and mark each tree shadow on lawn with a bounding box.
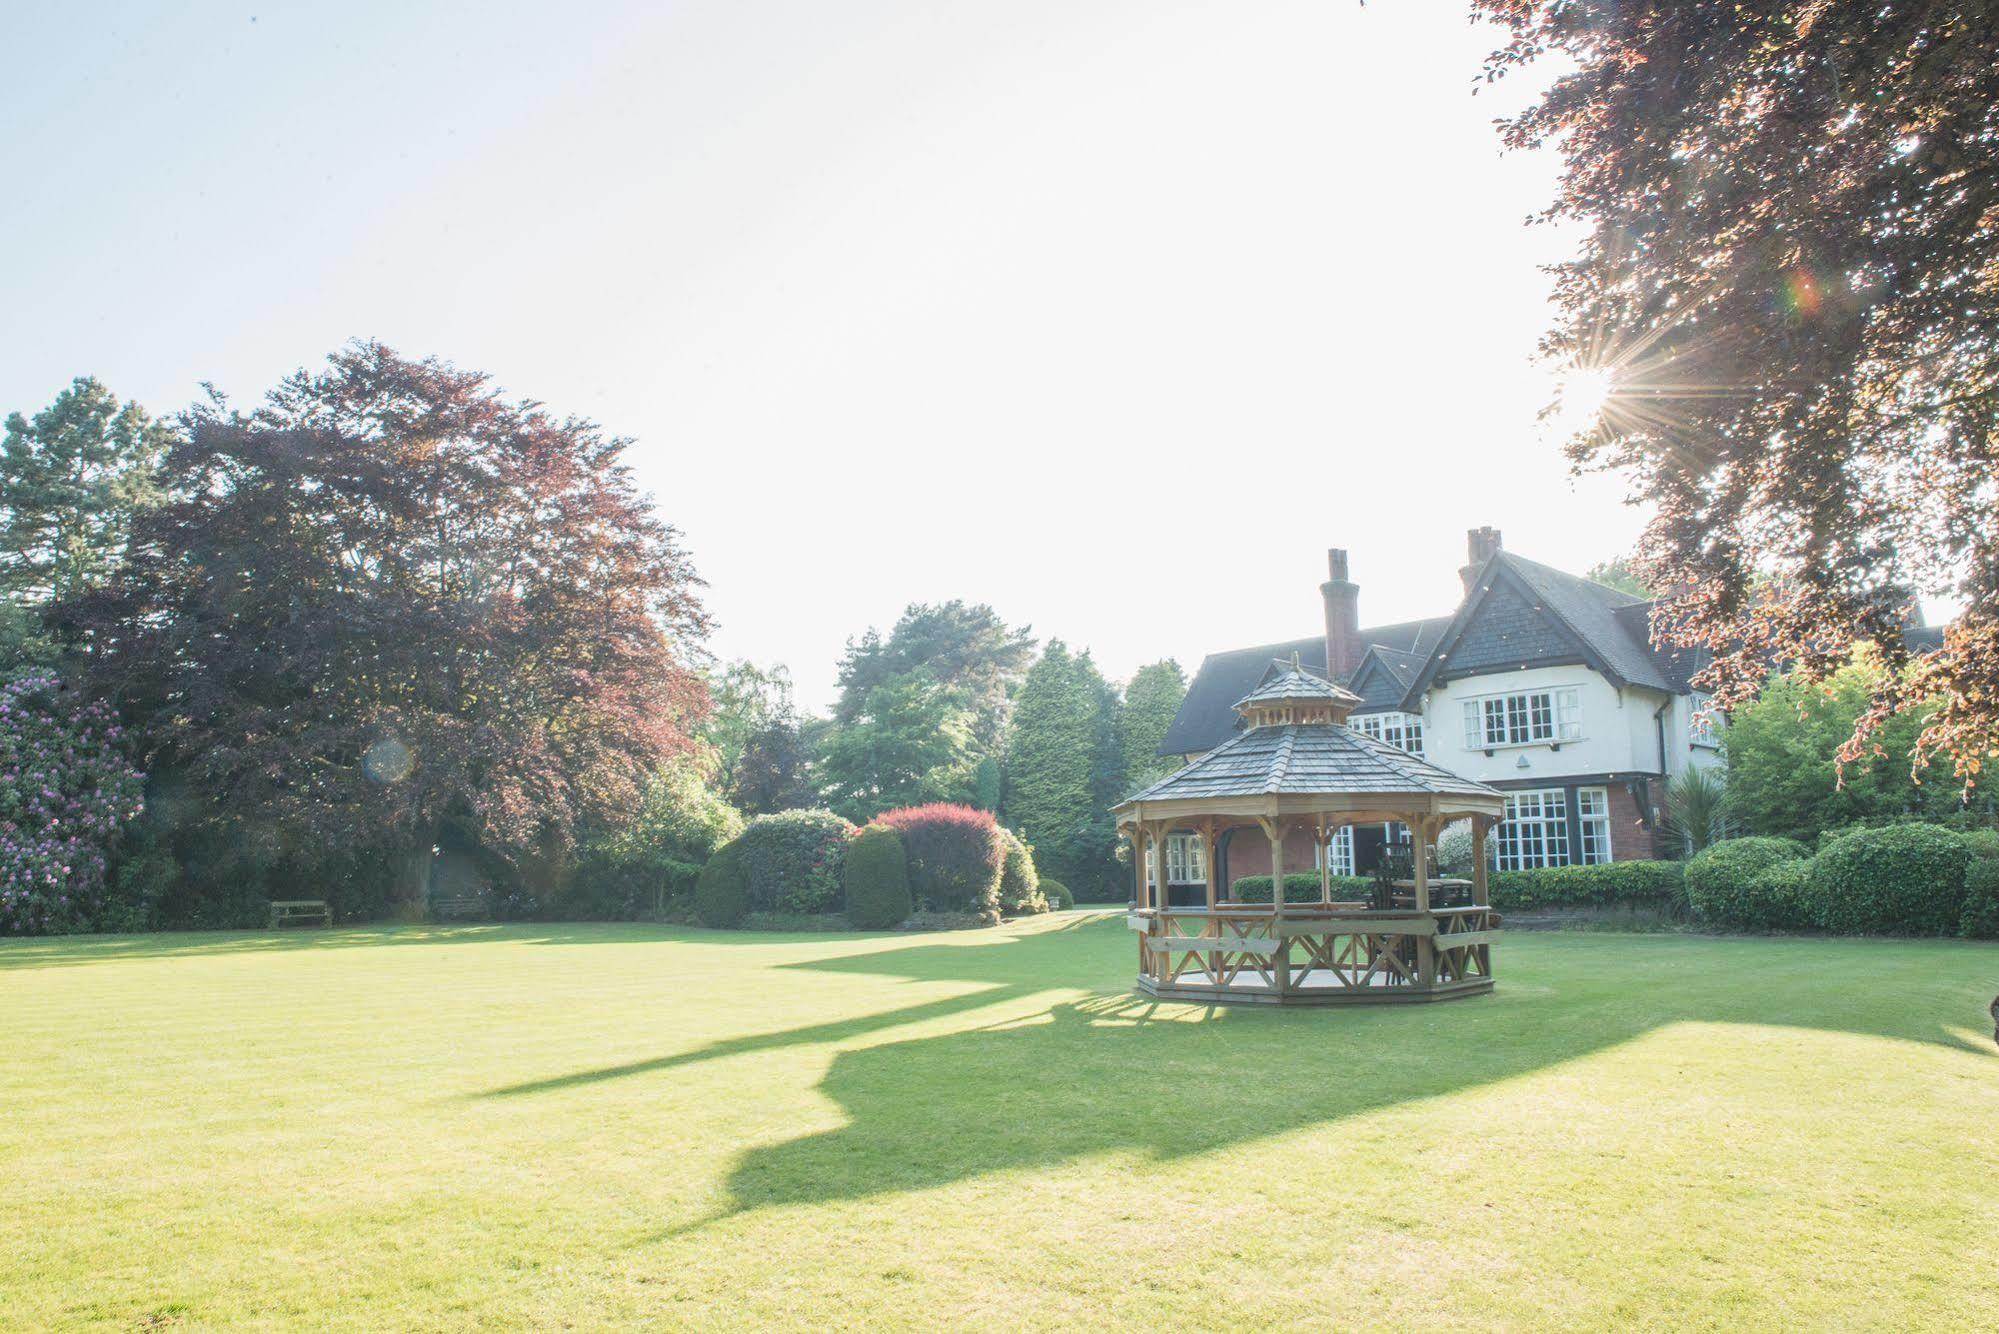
[473,917,1996,1228]
[714,932,1994,1219]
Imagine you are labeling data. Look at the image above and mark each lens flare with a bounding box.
[1544,365,1616,442]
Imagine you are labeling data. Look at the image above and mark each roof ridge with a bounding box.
[1265,726,1298,792]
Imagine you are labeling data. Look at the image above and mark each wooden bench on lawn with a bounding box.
[268,899,332,929]
[430,895,489,922]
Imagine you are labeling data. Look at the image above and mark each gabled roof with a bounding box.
[1121,721,1499,807]
[1399,553,1671,707]
[1157,618,1450,757]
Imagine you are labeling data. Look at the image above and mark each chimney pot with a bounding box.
[1459,527,1503,594]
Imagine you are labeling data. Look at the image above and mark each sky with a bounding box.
[0,1,1647,713]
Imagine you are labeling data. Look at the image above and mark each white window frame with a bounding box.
[1576,786,1612,865]
[1161,832,1206,885]
[1312,826,1357,876]
[1461,687,1583,751]
[1688,692,1720,749]
[1491,788,1571,870]
[1354,710,1425,757]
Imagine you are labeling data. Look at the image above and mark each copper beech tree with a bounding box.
[63,343,710,904]
[1474,2,1999,782]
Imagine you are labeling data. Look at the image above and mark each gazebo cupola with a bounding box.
[1231,656,1362,729]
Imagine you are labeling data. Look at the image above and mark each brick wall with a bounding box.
[1608,779,1663,862]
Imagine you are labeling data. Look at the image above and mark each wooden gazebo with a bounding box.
[1115,662,1507,1004]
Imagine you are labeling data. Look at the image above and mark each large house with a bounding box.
[1153,529,1725,898]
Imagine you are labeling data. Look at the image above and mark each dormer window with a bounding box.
[1355,711,1425,756]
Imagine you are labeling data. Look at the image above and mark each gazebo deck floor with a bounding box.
[1136,969,1495,1006]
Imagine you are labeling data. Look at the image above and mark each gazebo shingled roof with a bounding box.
[1122,719,1496,804]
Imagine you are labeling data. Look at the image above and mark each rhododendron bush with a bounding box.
[0,672,144,934]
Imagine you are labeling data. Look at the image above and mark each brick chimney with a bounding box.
[1459,526,1503,594]
[1321,548,1360,681]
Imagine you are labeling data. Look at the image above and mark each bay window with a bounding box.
[1492,788,1570,870]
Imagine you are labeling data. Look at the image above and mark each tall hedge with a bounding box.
[1809,823,1968,936]
[1959,856,1999,940]
[1488,861,1687,910]
[1685,837,1811,925]
[693,843,749,928]
[872,802,1004,918]
[734,809,855,914]
[843,825,913,930]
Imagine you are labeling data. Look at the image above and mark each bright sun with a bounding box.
[1545,365,1615,441]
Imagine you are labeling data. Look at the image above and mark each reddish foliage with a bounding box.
[1474,1,1999,787]
[60,342,709,900]
[871,803,1003,916]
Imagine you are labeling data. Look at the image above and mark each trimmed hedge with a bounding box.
[997,828,1048,916]
[1960,856,1999,939]
[842,824,913,930]
[872,803,1004,919]
[1809,823,1968,936]
[1231,873,1372,904]
[736,809,855,914]
[1488,860,1688,910]
[1041,879,1074,910]
[1686,837,1811,925]
[693,843,749,928]
[1739,858,1816,931]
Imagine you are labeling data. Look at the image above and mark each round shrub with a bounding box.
[843,824,913,930]
[997,828,1047,916]
[1740,858,1816,931]
[1685,837,1811,926]
[1810,823,1969,936]
[692,843,749,928]
[1041,879,1074,910]
[872,803,1004,919]
[735,809,855,914]
[1959,856,1999,940]
[0,672,147,935]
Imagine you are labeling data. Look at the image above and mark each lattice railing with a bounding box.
[1130,904,1497,999]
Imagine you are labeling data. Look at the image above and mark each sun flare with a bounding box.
[1545,365,1616,442]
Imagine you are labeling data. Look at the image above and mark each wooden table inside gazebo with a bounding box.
[1114,662,1507,1005]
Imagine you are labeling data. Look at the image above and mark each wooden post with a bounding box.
[1263,814,1289,997]
[1411,813,1435,989]
[1471,813,1490,907]
[1201,818,1217,910]
[1152,823,1171,914]
[1135,828,1151,912]
[1318,814,1332,905]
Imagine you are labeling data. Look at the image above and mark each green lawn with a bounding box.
[3,915,1996,1329]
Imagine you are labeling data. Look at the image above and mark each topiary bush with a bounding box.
[1956,828,1999,863]
[843,824,913,930]
[735,808,855,914]
[1231,873,1373,904]
[1685,837,1812,926]
[1487,861,1689,911]
[872,803,1004,920]
[0,671,147,935]
[1959,856,1999,939]
[1041,879,1074,910]
[997,828,1048,916]
[692,842,749,928]
[1809,822,1969,936]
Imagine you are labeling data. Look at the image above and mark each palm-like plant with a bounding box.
[1662,766,1731,855]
